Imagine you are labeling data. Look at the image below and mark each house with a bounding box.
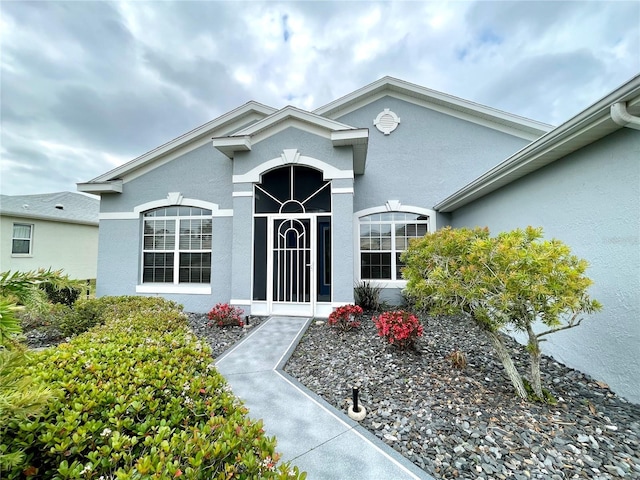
[0,192,100,279]
[78,76,639,403]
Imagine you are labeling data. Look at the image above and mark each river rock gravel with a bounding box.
[29,312,640,479]
[282,314,640,480]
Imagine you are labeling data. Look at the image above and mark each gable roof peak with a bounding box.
[315,76,552,139]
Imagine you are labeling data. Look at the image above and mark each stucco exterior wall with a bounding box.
[337,96,532,212]
[450,128,640,403]
[97,143,234,312]
[337,96,532,301]
[1,215,98,279]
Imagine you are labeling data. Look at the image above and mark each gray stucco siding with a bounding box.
[337,96,532,212]
[95,219,140,297]
[100,144,233,213]
[450,128,640,403]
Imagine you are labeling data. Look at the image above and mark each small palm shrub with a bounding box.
[373,310,424,350]
[354,281,383,312]
[328,304,363,331]
[207,303,245,327]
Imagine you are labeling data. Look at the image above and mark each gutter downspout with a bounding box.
[611,102,640,130]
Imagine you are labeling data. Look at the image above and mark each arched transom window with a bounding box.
[254,165,331,214]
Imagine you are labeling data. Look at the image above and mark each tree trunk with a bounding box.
[486,330,528,400]
[526,325,543,399]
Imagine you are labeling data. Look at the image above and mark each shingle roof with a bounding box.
[0,192,99,225]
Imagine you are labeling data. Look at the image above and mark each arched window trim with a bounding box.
[136,202,213,295]
[353,203,436,286]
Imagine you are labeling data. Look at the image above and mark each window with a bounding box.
[12,223,33,255]
[142,206,212,284]
[359,212,429,281]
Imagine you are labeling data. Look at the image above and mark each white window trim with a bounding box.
[136,284,211,295]
[100,193,232,220]
[140,207,212,291]
[11,223,34,257]
[353,203,436,286]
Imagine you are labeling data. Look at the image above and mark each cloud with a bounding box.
[0,0,638,195]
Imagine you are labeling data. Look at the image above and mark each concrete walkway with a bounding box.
[216,316,433,480]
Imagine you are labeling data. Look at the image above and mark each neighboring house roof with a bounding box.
[212,105,369,174]
[314,76,553,141]
[0,192,99,226]
[78,101,277,194]
[435,74,640,212]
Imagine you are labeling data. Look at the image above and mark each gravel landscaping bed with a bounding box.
[282,314,640,480]
[27,312,640,479]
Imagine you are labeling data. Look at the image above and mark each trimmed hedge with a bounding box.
[1,296,305,479]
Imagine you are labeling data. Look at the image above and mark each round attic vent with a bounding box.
[374,108,401,135]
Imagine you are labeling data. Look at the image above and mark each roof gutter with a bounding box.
[611,102,640,130]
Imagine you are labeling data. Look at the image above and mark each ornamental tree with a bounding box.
[401,226,601,401]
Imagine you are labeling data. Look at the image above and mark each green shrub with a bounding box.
[354,281,383,312]
[1,296,304,479]
[40,283,81,306]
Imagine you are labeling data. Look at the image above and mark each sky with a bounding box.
[1,1,639,197]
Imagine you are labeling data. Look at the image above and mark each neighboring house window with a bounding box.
[12,223,33,255]
[142,207,212,284]
[359,212,429,281]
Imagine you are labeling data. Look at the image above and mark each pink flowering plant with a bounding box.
[207,303,244,327]
[373,310,424,349]
[328,304,363,331]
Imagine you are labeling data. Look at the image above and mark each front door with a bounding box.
[269,216,314,316]
[252,165,332,317]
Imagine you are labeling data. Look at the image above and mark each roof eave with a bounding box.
[77,180,124,194]
[435,75,640,213]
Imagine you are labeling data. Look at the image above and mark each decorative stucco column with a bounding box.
[229,184,253,310]
[331,177,355,306]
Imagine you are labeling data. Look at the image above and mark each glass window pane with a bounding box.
[12,240,30,254]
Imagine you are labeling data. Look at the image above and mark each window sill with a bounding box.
[136,284,211,295]
[11,254,33,258]
[357,279,408,289]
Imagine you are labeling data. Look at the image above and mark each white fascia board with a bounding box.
[1,212,98,227]
[234,106,356,137]
[211,136,252,158]
[331,128,369,146]
[435,76,640,212]
[87,102,276,183]
[315,77,551,139]
[77,180,123,194]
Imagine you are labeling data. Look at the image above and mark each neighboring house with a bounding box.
[0,192,100,279]
[79,76,639,403]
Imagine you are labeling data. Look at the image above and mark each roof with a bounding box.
[78,101,276,193]
[212,106,369,174]
[0,192,99,225]
[315,76,552,140]
[435,73,640,212]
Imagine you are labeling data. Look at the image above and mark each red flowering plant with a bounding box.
[207,303,244,327]
[373,310,423,349]
[328,304,363,332]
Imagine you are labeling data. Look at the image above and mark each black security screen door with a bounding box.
[253,165,332,307]
[273,218,311,303]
